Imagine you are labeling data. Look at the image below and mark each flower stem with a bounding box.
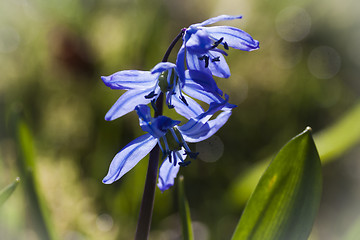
[135,28,185,240]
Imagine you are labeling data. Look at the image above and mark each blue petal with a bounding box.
[157,152,182,192]
[135,104,152,123]
[185,70,223,95]
[182,85,224,106]
[136,105,180,138]
[183,86,237,112]
[105,88,155,121]
[149,116,180,138]
[186,50,230,78]
[176,44,186,81]
[101,70,157,90]
[151,62,176,74]
[186,52,212,76]
[178,96,234,140]
[205,26,259,51]
[172,91,204,119]
[180,110,232,143]
[207,51,231,78]
[193,15,243,27]
[103,134,157,184]
[185,29,212,54]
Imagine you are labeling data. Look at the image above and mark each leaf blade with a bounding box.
[229,102,360,207]
[231,127,322,240]
[178,175,194,240]
[0,177,20,207]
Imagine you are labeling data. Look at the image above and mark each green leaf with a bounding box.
[231,127,322,240]
[229,102,360,207]
[0,177,20,207]
[178,175,194,240]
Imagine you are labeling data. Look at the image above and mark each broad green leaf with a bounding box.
[178,175,194,240]
[0,177,20,207]
[231,127,322,240]
[230,102,360,206]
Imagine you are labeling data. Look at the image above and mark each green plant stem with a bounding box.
[134,29,185,240]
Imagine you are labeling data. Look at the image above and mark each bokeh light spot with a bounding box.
[196,135,224,163]
[276,6,311,42]
[96,213,114,232]
[308,46,341,79]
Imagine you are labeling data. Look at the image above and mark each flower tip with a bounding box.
[101,76,109,84]
[102,177,113,184]
[104,114,113,121]
[157,183,171,192]
[250,40,260,51]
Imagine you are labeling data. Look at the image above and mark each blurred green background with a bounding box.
[1,0,359,239]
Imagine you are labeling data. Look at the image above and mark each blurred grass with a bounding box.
[0,0,359,239]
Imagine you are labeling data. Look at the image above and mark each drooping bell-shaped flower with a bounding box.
[102,97,234,191]
[177,15,259,79]
[101,62,235,121]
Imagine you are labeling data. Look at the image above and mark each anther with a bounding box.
[211,57,220,62]
[179,161,191,167]
[211,37,224,49]
[168,151,172,163]
[145,91,157,99]
[173,152,177,166]
[185,151,199,159]
[223,41,229,50]
[179,95,188,106]
[204,56,209,68]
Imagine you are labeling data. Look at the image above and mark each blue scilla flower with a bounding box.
[176,15,259,79]
[102,98,234,191]
[102,62,235,121]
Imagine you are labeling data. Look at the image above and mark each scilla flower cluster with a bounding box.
[102,15,259,192]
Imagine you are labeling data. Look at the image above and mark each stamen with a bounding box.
[179,161,191,167]
[198,55,210,67]
[179,95,188,106]
[211,37,224,49]
[185,150,199,159]
[223,41,229,50]
[151,99,157,112]
[145,91,157,99]
[173,152,177,166]
[168,151,172,163]
[211,57,220,62]
[157,139,164,152]
[204,56,209,68]
[157,139,168,160]
[170,128,181,145]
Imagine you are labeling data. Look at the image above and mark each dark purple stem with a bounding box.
[134,28,185,240]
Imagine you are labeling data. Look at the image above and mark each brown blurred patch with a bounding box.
[49,26,96,78]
